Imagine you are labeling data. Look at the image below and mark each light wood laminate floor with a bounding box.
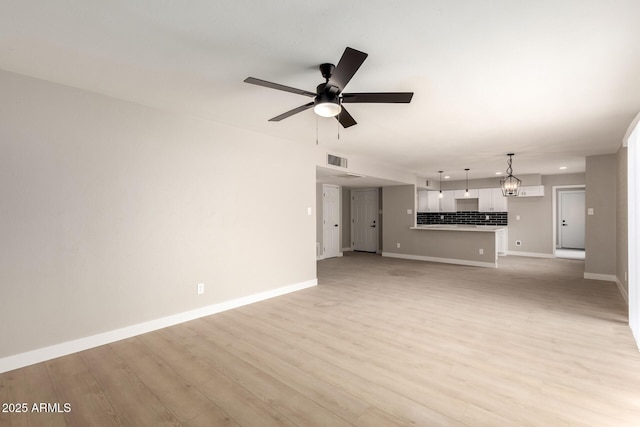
[1,253,639,426]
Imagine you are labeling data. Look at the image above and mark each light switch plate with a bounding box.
[407,209,412,215]
[587,208,594,215]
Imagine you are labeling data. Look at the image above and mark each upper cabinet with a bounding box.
[517,185,545,197]
[478,188,508,212]
[440,190,456,212]
[417,190,441,212]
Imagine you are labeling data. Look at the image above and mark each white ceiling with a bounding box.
[2,1,639,182]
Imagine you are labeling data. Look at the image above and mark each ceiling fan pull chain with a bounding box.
[337,115,340,140]
[316,114,319,145]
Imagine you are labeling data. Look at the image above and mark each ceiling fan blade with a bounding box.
[244,77,316,97]
[328,47,368,91]
[268,102,314,122]
[335,106,357,128]
[341,92,414,103]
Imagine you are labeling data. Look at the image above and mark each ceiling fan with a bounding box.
[244,47,414,128]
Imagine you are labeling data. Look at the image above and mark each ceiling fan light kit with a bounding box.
[244,47,413,128]
[313,91,341,117]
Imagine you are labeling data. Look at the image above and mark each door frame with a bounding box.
[351,188,380,254]
[552,185,585,256]
[321,184,341,260]
[557,189,586,249]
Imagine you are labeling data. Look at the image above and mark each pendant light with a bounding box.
[464,168,470,197]
[438,171,444,198]
[500,153,522,197]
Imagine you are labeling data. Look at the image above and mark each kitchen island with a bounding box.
[382,224,506,268]
[381,185,507,268]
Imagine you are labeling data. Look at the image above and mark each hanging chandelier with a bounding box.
[500,153,521,197]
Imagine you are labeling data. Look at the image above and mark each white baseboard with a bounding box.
[382,252,497,269]
[317,252,343,261]
[342,247,353,252]
[583,272,617,282]
[615,277,629,303]
[0,279,317,374]
[507,251,555,258]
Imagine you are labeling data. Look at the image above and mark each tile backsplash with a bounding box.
[417,211,508,226]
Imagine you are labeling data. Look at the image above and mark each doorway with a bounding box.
[322,184,340,259]
[351,189,379,253]
[553,186,586,259]
[558,190,585,249]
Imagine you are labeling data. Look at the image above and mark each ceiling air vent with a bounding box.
[327,153,348,168]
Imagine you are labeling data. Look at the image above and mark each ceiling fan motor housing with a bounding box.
[319,63,335,80]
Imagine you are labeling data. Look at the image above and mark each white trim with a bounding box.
[551,185,586,257]
[616,277,629,303]
[382,252,497,268]
[583,272,616,282]
[317,252,343,261]
[627,113,640,351]
[623,112,640,147]
[0,279,317,374]
[342,247,353,252]
[507,251,555,258]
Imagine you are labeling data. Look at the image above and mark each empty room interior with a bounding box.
[2,1,640,426]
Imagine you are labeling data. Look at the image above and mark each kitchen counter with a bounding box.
[410,224,506,232]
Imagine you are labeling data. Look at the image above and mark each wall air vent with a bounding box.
[327,153,348,168]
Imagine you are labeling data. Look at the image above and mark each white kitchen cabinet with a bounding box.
[427,191,440,211]
[417,190,428,212]
[491,188,508,211]
[417,191,441,212]
[518,185,545,197]
[479,188,508,212]
[440,190,456,212]
[454,189,479,199]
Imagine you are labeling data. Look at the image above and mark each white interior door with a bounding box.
[352,189,378,252]
[559,190,585,249]
[322,185,340,258]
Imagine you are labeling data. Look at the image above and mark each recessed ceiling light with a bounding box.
[559,166,567,170]
[495,172,502,175]
[444,175,450,179]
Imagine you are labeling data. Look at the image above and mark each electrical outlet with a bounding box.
[397,243,401,248]
[197,283,205,295]
[485,215,489,220]
[407,209,412,215]
[516,215,521,220]
[440,215,444,220]
[479,248,484,255]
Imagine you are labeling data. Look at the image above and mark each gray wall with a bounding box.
[617,146,628,293]
[383,185,496,263]
[0,70,317,358]
[508,173,585,255]
[585,154,617,276]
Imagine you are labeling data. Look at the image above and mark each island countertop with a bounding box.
[410,224,506,232]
